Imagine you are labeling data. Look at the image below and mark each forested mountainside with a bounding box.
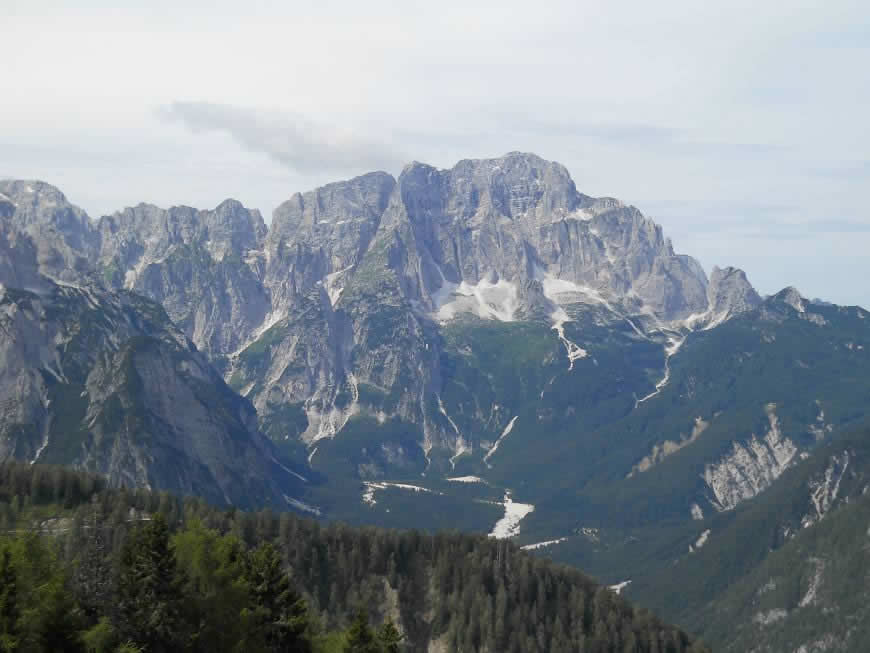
[0,462,708,653]
[697,471,870,653]
[633,420,870,652]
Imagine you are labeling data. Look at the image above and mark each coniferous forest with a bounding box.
[0,462,708,652]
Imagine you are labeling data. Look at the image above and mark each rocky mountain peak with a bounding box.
[0,179,98,284]
[400,152,583,225]
[264,171,396,318]
[774,286,807,313]
[708,265,762,318]
[373,154,714,322]
[268,171,395,247]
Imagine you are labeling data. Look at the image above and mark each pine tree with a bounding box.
[0,549,19,653]
[73,508,112,619]
[115,514,187,653]
[245,542,311,653]
[344,608,380,653]
[377,619,403,653]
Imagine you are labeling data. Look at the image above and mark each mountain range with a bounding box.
[2,153,869,650]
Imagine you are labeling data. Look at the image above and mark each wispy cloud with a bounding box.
[160,102,406,176]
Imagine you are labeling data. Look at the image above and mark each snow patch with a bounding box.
[438,395,469,469]
[578,527,600,542]
[483,416,518,467]
[674,308,730,332]
[488,491,534,539]
[550,307,588,370]
[690,503,704,520]
[521,537,568,551]
[31,434,49,465]
[539,273,612,310]
[799,559,824,607]
[689,529,711,552]
[284,496,321,516]
[446,476,484,483]
[270,455,307,483]
[435,276,519,322]
[636,336,685,404]
[609,580,632,595]
[362,481,442,507]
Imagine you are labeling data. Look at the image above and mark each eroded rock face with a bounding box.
[703,405,799,511]
[0,278,302,508]
[1,153,761,469]
[377,153,711,321]
[0,180,99,285]
[97,200,271,359]
[708,266,762,318]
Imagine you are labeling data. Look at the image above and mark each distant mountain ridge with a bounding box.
[1,154,760,456]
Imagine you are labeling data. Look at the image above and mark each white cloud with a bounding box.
[160,102,406,176]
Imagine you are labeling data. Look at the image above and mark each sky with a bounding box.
[3,0,869,307]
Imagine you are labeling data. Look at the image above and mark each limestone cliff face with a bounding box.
[96,199,271,360]
[706,266,762,322]
[0,275,304,508]
[377,154,710,320]
[0,180,99,285]
[702,404,799,512]
[1,153,762,471]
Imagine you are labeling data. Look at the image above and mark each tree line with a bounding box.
[0,462,709,652]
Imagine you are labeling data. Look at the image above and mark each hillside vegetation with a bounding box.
[0,462,708,652]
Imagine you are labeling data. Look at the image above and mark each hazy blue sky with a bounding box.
[3,0,869,306]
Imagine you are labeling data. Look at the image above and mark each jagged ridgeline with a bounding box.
[0,461,708,653]
[0,157,765,484]
[0,188,308,508]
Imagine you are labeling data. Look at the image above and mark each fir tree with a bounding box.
[344,608,380,653]
[73,507,112,619]
[245,542,311,653]
[0,549,19,653]
[377,619,403,653]
[115,514,186,653]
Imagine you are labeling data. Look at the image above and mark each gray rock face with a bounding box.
[0,180,99,284]
[708,266,762,319]
[1,153,762,474]
[97,200,270,359]
[0,221,48,293]
[229,153,746,455]
[264,171,395,316]
[377,153,710,321]
[0,277,303,508]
